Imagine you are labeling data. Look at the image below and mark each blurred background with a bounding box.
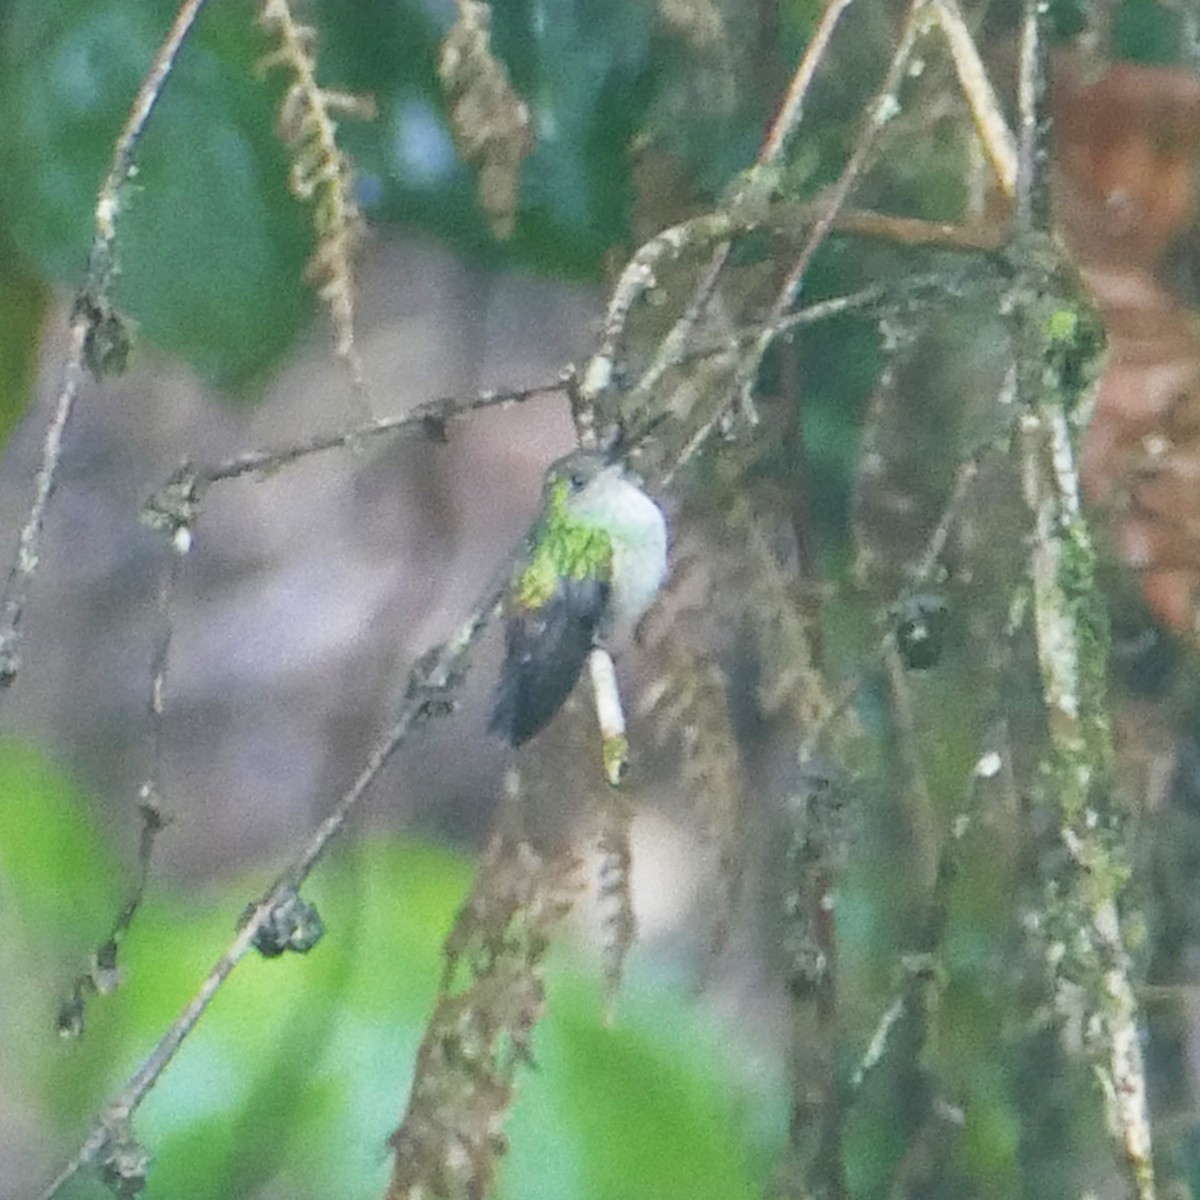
[10,1,1200,1198]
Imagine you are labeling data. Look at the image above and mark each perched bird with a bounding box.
[489,450,669,746]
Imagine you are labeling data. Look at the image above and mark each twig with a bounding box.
[847,742,1005,1099]
[118,537,186,944]
[640,0,862,406]
[650,0,1024,482]
[930,0,1018,196]
[666,0,932,483]
[799,427,996,763]
[830,206,1006,251]
[647,266,989,462]
[55,544,183,1039]
[759,0,859,165]
[38,374,575,1192]
[0,0,209,688]
[883,643,937,887]
[773,261,982,343]
[581,191,1001,459]
[172,378,566,493]
[605,242,733,439]
[909,446,986,586]
[580,0,864,445]
[578,211,736,407]
[576,198,965,447]
[739,0,929,401]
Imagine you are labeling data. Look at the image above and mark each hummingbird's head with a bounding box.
[543,450,617,500]
[541,449,662,538]
[538,446,668,644]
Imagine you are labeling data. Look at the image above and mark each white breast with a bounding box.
[570,469,668,644]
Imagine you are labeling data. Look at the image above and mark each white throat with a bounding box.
[569,467,668,643]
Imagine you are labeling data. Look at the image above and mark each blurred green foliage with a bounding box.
[0,739,783,1200]
[1113,0,1188,63]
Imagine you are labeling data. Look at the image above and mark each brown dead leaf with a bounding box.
[439,0,534,240]
[1055,58,1200,637]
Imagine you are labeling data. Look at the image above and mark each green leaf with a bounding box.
[0,0,313,390]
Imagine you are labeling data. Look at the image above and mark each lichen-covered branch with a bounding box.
[1018,371,1154,1198]
[1008,12,1154,1184]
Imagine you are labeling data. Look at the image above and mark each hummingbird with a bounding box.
[489,450,669,746]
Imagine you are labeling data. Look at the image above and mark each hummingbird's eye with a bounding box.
[567,470,588,490]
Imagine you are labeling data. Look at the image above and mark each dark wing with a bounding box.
[488,575,610,746]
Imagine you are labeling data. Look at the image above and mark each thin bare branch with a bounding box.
[582,0,864,444]
[578,210,736,410]
[931,0,1018,196]
[801,418,1004,763]
[661,0,932,481]
[590,199,999,476]
[848,741,1006,1101]
[739,0,929,398]
[55,545,183,1039]
[759,0,859,166]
